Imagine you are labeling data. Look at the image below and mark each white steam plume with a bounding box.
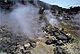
[44,10,58,27]
[74,13,80,23]
[9,3,44,37]
[0,3,44,38]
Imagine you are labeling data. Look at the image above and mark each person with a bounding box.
[39,7,45,14]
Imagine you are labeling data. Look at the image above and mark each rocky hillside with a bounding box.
[0,0,80,54]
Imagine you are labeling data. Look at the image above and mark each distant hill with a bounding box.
[38,1,65,10]
[0,0,80,13]
[65,6,80,14]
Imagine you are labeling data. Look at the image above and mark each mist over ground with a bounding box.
[0,0,80,54]
[0,3,43,37]
[0,2,59,38]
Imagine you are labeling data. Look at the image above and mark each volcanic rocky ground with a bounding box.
[0,0,80,54]
[0,13,80,54]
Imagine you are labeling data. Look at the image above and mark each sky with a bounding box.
[40,0,80,8]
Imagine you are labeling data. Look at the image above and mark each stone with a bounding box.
[0,52,7,54]
[54,46,68,54]
[56,34,67,40]
[56,40,64,46]
[45,39,57,45]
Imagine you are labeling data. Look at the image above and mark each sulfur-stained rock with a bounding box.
[32,41,54,54]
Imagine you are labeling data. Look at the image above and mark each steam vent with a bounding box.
[0,0,80,54]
